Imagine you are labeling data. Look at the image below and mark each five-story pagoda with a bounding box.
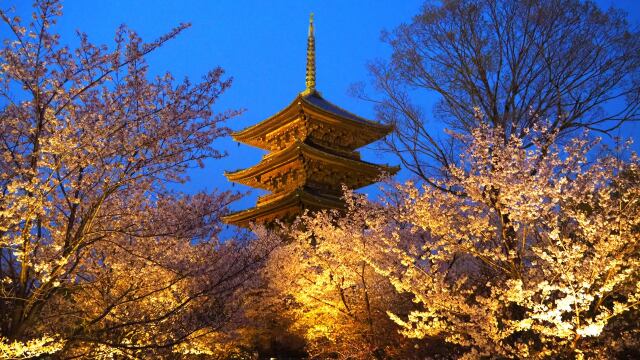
[223,14,398,227]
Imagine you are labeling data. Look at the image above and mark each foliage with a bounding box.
[0,1,275,357]
[0,335,65,359]
[379,126,639,358]
[257,211,423,359]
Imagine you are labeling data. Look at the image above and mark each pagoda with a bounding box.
[222,14,398,227]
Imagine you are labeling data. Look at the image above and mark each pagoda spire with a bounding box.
[303,13,316,95]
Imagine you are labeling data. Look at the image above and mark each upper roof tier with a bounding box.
[231,90,393,152]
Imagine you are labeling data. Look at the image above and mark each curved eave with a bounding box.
[300,92,393,135]
[231,97,302,149]
[222,189,344,227]
[231,92,393,150]
[224,141,398,189]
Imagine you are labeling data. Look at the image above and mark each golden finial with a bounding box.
[302,12,316,95]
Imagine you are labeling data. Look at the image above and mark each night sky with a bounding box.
[7,0,640,216]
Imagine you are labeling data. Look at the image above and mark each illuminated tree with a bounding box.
[257,203,422,359]
[355,1,640,350]
[341,125,639,358]
[0,1,273,357]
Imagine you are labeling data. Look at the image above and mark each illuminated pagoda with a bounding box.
[222,14,398,227]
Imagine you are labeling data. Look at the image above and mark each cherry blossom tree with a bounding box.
[251,199,457,359]
[321,125,639,358]
[256,215,412,359]
[0,1,273,357]
[344,1,640,356]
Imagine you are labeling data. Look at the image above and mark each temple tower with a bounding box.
[223,14,398,227]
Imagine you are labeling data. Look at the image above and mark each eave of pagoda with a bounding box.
[224,141,399,192]
[231,91,393,151]
[221,188,344,228]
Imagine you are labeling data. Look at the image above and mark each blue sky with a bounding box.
[7,0,640,215]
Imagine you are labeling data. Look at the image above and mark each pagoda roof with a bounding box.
[224,141,399,190]
[232,91,393,150]
[302,92,376,124]
[221,188,344,227]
